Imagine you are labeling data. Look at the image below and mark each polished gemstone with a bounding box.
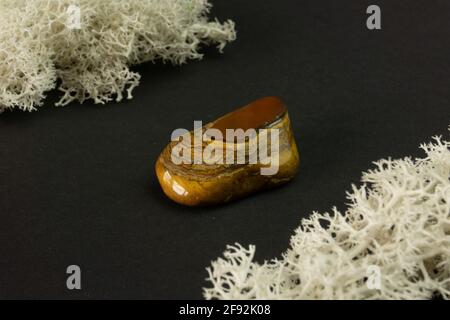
[155,96,300,206]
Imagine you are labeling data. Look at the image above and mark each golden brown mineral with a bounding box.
[155,96,300,206]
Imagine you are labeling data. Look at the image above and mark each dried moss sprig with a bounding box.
[204,129,450,300]
[0,0,236,112]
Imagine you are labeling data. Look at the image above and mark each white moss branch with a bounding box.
[204,128,450,300]
[0,0,236,112]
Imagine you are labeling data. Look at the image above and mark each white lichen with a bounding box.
[0,0,236,112]
[204,129,450,300]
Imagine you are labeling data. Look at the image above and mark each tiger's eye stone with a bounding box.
[155,96,300,206]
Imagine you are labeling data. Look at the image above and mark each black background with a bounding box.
[1,0,449,299]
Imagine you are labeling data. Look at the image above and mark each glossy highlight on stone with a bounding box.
[155,96,300,206]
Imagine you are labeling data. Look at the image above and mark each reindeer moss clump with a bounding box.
[204,130,450,300]
[0,0,236,112]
